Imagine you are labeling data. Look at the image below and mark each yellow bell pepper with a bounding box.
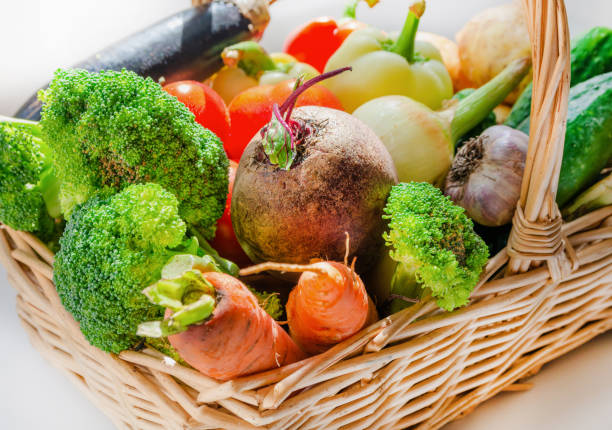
[260,53,320,86]
[324,0,453,113]
[210,42,320,104]
[227,42,318,81]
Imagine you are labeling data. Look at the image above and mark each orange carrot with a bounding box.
[138,269,304,380]
[241,260,378,355]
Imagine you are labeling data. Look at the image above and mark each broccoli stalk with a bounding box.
[137,270,217,338]
[0,116,63,249]
[137,268,283,339]
[54,183,237,354]
[38,68,229,240]
[383,182,489,313]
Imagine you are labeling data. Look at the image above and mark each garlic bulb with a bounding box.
[444,125,528,226]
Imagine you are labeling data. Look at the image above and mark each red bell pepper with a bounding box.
[283,0,377,72]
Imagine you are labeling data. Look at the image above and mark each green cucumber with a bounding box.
[506,26,612,128]
[516,72,612,206]
[504,85,532,129]
[571,26,612,85]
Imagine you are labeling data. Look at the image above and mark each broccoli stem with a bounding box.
[38,156,62,219]
[139,270,217,337]
[389,262,424,314]
[188,227,239,276]
[390,0,425,63]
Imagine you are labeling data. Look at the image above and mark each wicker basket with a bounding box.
[2,0,611,429]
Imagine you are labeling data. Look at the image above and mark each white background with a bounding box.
[0,1,611,429]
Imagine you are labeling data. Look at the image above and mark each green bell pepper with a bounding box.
[324,0,453,113]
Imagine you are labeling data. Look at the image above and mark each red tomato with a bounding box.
[164,81,231,149]
[283,17,366,73]
[284,17,340,73]
[227,80,343,161]
[210,160,252,267]
[335,20,365,43]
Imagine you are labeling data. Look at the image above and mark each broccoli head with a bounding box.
[39,68,229,238]
[54,183,237,354]
[383,182,489,311]
[0,119,62,248]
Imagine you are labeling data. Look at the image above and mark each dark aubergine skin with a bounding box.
[15,2,252,120]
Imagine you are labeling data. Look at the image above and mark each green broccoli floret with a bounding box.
[0,118,63,249]
[39,68,228,239]
[54,183,237,354]
[249,288,283,320]
[383,182,489,312]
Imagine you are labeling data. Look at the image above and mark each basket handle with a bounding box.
[507,0,572,276]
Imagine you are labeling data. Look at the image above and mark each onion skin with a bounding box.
[456,1,531,104]
[444,125,528,227]
[353,95,453,184]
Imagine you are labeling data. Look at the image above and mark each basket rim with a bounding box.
[3,0,612,429]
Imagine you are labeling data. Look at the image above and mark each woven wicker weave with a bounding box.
[2,0,611,429]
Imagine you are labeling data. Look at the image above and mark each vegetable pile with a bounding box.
[2,0,612,381]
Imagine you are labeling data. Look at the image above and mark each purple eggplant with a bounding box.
[15,0,270,120]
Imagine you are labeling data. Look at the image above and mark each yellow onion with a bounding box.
[444,125,528,227]
[352,57,531,185]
